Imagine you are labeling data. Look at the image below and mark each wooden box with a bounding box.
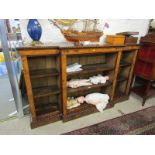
[125,36,138,44]
[105,35,125,45]
[116,32,139,44]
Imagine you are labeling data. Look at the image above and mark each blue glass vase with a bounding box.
[27,19,42,41]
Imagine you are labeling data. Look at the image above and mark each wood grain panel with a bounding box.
[63,48,121,55]
[126,50,139,94]
[61,52,67,115]
[21,56,36,120]
[18,49,59,56]
[110,51,122,101]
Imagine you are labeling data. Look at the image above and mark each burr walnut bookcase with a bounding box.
[18,43,139,128]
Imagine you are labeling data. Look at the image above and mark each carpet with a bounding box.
[64,106,155,135]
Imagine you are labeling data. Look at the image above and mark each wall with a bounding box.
[20,19,150,44]
[20,19,66,43]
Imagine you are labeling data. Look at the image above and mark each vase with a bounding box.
[27,19,42,42]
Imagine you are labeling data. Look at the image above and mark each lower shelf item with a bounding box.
[63,102,113,122]
[67,93,110,112]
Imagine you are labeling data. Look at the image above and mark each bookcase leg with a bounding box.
[142,80,151,106]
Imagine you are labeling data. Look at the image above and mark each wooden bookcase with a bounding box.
[18,44,139,128]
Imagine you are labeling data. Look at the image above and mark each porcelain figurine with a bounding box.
[67,79,92,88]
[89,74,109,85]
[67,63,83,73]
[67,97,81,109]
[67,74,109,88]
[78,93,109,112]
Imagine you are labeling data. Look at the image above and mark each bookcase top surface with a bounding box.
[17,42,140,51]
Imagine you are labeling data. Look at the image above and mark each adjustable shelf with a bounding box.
[63,103,97,122]
[30,68,59,79]
[68,81,112,95]
[67,63,114,77]
[35,102,59,116]
[66,101,112,114]
[67,102,96,113]
[120,61,131,67]
[117,76,128,82]
[33,85,60,98]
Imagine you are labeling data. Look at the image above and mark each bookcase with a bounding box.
[18,44,139,128]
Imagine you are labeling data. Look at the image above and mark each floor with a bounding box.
[0,92,155,135]
[0,75,16,120]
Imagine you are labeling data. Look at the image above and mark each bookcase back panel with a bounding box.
[116,80,128,94]
[118,66,131,79]
[27,55,59,70]
[67,53,117,68]
[121,51,135,63]
[35,97,49,105]
[34,96,59,116]
[34,95,60,107]
[31,77,58,88]
[106,53,118,67]
[67,54,106,66]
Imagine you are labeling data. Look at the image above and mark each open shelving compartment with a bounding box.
[63,52,118,121]
[114,50,135,102]
[27,55,62,127]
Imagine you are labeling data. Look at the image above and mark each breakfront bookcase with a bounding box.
[18,43,139,128]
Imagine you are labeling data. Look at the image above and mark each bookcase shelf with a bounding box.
[67,63,114,77]
[120,61,131,67]
[33,85,60,98]
[35,102,59,116]
[68,81,112,95]
[117,76,128,82]
[30,68,59,79]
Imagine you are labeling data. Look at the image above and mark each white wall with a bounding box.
[20,19,150,44]
[20,19,66,43]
